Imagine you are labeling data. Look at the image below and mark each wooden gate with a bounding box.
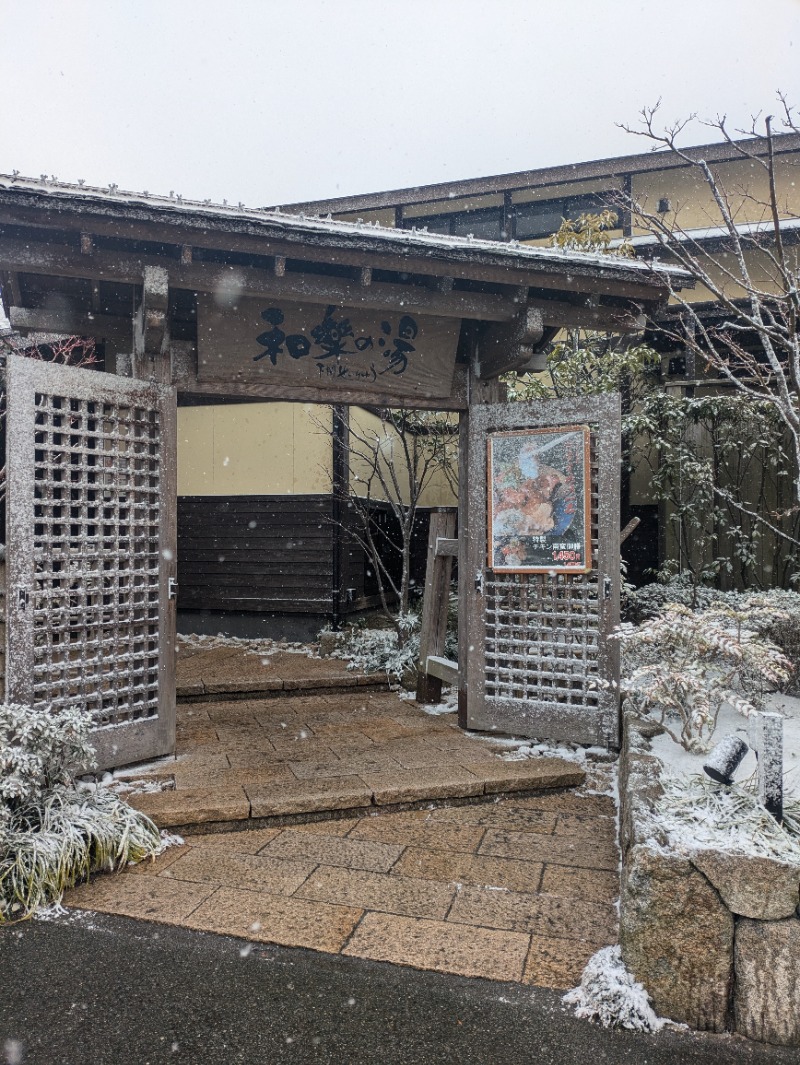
[461,395,621,746]
[5,356,177,769]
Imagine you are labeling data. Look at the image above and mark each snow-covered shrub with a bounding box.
[625,583,800,693]
[653,776,800,858]
[623,574,727,624]
[617,604,793,752]
[563,946,664,1032]
[0,702,162,922]
[333,613,420,682]
[0,703,95,818]
[733,590,800,695]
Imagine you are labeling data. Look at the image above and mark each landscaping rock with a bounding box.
[620,844,733,1032]
[691,850,800,920]
[618,750,663,857]
[734,916,800,1046]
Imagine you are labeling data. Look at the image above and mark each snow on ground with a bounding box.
[649,692,800,800]
[563,946,668,1033]
[177,633,318,658]
[110,778,175,796]
[652,775,800,861]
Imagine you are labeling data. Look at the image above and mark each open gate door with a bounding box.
[6,356,177,770]
[461,395,621,747]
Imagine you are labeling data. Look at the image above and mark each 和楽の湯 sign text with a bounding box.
[197,296,460,401]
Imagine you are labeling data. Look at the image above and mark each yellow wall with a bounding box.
[348,408,458,507]
[633,157,800,233]
[510,175,624,205]
[404,193,504,220]
[177,403,332,495]
[332,207,397,227]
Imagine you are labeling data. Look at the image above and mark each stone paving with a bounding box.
[175,640,390,701]
[120,682,586,830]
[66,789,619,988]
[65,644,620,988]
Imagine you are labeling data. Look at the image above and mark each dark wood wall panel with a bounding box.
[178,496,446,618]
[178,496,334,613]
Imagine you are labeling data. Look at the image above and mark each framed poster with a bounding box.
[487,425,592,574]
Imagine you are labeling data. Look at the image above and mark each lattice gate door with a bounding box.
[5,356,177,770]
[462,395,621,746]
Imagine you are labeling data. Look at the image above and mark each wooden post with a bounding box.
[133,265,170,382]
[330,405,349,631]
[749,711,783,822]
[416,508,457,703]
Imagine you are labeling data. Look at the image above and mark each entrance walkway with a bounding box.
[66,789,618,989]
[67,643,619,989]
[120,642,586,830]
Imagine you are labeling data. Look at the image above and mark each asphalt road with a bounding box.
[0,911,794,1065]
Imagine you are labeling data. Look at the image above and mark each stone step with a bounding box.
[126,757,586,832]
[177,674,390,701]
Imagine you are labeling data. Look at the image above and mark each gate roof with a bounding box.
[0,175,691,408]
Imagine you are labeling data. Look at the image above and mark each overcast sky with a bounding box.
[1,0,799,208]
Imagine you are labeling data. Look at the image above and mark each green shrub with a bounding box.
[0,703,162,922]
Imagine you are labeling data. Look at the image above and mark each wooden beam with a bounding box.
[416,509,458,704]
[178,362,469,410]
[475,305,544,379]
[435,537,458,557]
[0,235,657,333]
[425,656,460,685]
[0,237,521,322]
[620,516,641,544]
[9,305,130,340]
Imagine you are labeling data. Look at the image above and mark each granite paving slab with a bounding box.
[66,792,619,990]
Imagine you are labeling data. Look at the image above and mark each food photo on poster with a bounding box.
[487,425,591,573]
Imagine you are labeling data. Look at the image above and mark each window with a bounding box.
[403,206,504,241]
[513,192,619,241]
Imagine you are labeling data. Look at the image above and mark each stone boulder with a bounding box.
[691,850,800,920]
[620,844,734,1032]
[734,917,800,1046]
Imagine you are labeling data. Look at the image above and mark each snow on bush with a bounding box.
[616,603,793,752]
[177,632,314,657]
[563,946,664,1032]
[0,703,162,922]
[332,613,420,682]
[623,574,728,624]
[650,775,800,860]
[625,581,800,692]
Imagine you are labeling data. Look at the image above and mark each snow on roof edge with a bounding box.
[0,173,690,283]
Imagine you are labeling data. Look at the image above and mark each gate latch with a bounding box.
[18,587,28,611]
[603,576,612,600]
[475,570,484,595]
[168,577,178,600]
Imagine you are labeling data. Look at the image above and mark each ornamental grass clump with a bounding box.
[617,603,793,753]
[0,702,162,923]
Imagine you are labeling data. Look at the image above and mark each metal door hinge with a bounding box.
[475,570,484,595]
[603,576,612,600]
[168,577,178,600]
